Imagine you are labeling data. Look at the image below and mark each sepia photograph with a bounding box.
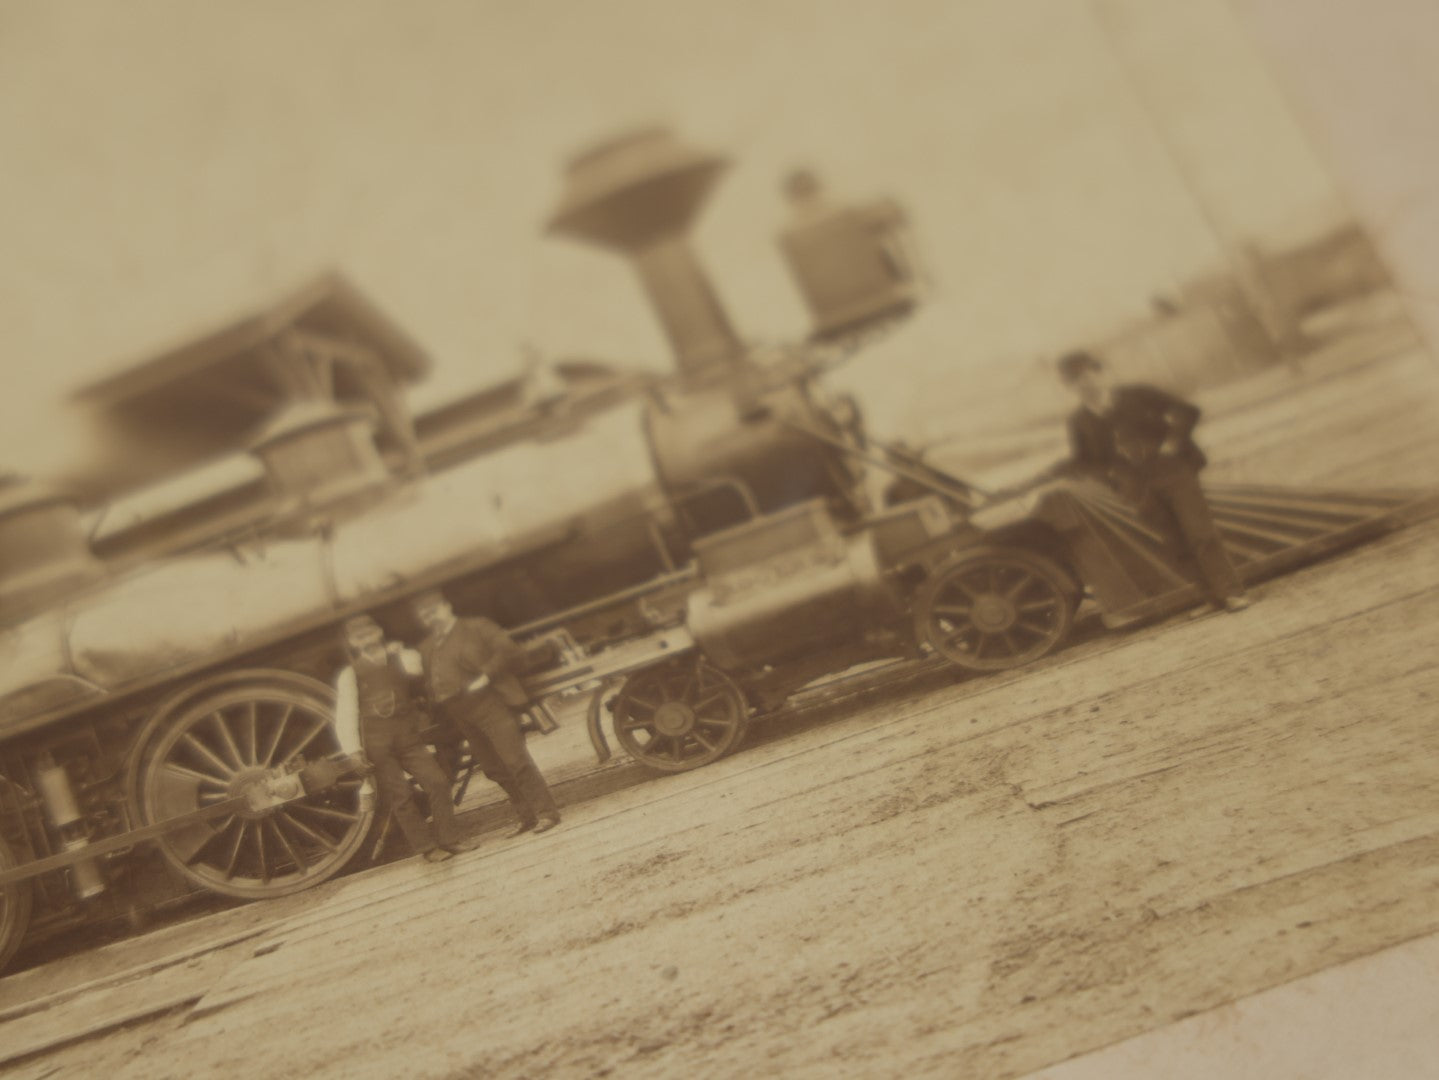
[1,1,1436,1076]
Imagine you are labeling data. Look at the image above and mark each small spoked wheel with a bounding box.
[612,659,748,773]
[137,678,373,899]
[916,547,1076,672]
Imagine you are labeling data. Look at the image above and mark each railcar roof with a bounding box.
[72,272,430,410]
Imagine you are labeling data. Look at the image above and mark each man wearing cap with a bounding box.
[1056,350,1250,614]
[334,615,477,863]
[412,591,561,836]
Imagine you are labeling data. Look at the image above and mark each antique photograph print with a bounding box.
[1,1,1435,1077]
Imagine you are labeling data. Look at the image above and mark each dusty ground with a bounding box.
[3,338,1436,1079]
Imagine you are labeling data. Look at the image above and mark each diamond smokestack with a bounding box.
[547,129,742,378]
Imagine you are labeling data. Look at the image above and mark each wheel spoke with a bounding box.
[691,689,729,712]
[623,693,661,715]
[999,630,1020,657]
[265,816,306,875]
[262,704,293,766]
[244,702,259,765]
[254,819,270,884]
[182,817,235,865]
[932,602,972,618]
[288,802,362,826]
[690,729,717,753]
[275,809,337,853]
[163,762,229,788]
[950,577,983,601]
[182,733,237,779]
[1018,598,1059,613]
[211,712,246,771]
[279,718,329,765]
[1005,572,1034,600]
[223,822,248,880]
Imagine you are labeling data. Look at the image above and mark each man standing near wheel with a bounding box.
[411,591,561,836]
[334,615,477,863]
[1056,350,1251,614]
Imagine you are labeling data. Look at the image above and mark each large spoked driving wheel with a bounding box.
[916,547,1076,673]
[612,659,748,773]
[137,678,373,899]
[0,833,33,972]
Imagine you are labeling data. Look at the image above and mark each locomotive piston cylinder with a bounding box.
[35,758,106,900]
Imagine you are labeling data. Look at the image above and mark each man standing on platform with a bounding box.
[1057,350,1251,614]
[412,591,561,836]
[334,615,478,863]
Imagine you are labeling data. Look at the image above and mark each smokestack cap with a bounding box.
[547,128,729,251]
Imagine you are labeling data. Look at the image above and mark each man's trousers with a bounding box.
[1140,461,1244,605]
[440,693,557,824]
[362,710,460,853]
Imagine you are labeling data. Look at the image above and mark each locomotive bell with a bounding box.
[547,128,742,378]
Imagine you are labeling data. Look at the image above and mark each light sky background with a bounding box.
[0,0,1419,478]
[1239,0,1439,358]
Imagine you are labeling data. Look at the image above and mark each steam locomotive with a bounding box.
[0,130,1412,972]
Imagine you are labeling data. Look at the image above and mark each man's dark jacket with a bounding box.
[1066,384,1207,490]
[420,616,529,709]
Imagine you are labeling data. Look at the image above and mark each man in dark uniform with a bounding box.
[1057,351,1251,613]
[335,616,478,863]
[412,591,561,836]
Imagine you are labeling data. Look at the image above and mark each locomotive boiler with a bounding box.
[0,129,1416,973]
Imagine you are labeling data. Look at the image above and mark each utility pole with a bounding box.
[1088,0,1304,373]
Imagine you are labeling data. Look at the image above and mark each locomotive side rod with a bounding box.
[520,626,697,700]
[0,795,249,889]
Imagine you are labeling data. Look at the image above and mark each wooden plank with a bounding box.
[0,925,270,1026]
[0,945,246,1068]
